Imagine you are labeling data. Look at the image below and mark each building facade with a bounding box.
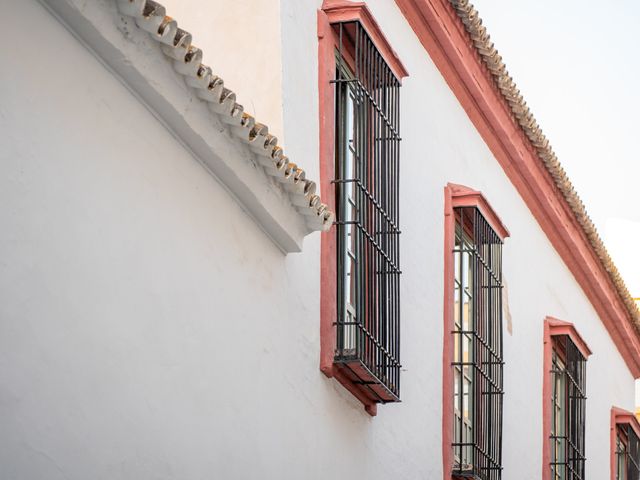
[2,0,640,479]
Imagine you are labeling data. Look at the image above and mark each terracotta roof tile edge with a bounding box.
[116,0,334,233]
[449,0,640,329]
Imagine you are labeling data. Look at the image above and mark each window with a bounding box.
[612,408,640,480]
[543,318,591,480]
[318,2,407,415]
[615,424,640,480]
[549,335,587,480]
[333,19,402,404]
[615,425,640,480]
[451,205,505,480]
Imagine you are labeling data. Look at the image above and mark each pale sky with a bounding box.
[472,0,640,297]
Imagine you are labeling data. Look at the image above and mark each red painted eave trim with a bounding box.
[395,0,640,377]
[322,0,409,81]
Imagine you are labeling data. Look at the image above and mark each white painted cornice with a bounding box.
[39,0,334,253]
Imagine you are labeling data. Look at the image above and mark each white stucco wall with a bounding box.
[0,1,634,479]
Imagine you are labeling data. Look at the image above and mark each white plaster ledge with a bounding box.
[39,0,332,253]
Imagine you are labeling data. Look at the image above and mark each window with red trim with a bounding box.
[542,319,591,480]
[443,185,509,478]
[614,419,640,480]
[549,335,587,480]
[541,318,591,480]
[318,2,406,415]
[332,19,402,404]
[451,206,504,480]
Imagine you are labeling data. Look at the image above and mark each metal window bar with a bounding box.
[550,335,587,480]
[452,207,504,480]
[333,20,402,403]
[617,425,640,480]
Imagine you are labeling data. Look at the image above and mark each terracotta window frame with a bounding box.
[542,317,592,480]
[318,0,407,417]
[442,183,509,479]
[611,407,640,480]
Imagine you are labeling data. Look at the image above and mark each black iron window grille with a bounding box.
[452,206,504,480]
[616,424,640,480]
[550,335,587,480]
[332,20,401,403]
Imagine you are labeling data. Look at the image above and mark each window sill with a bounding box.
[324,358,400,417]
[452,470,481,480]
